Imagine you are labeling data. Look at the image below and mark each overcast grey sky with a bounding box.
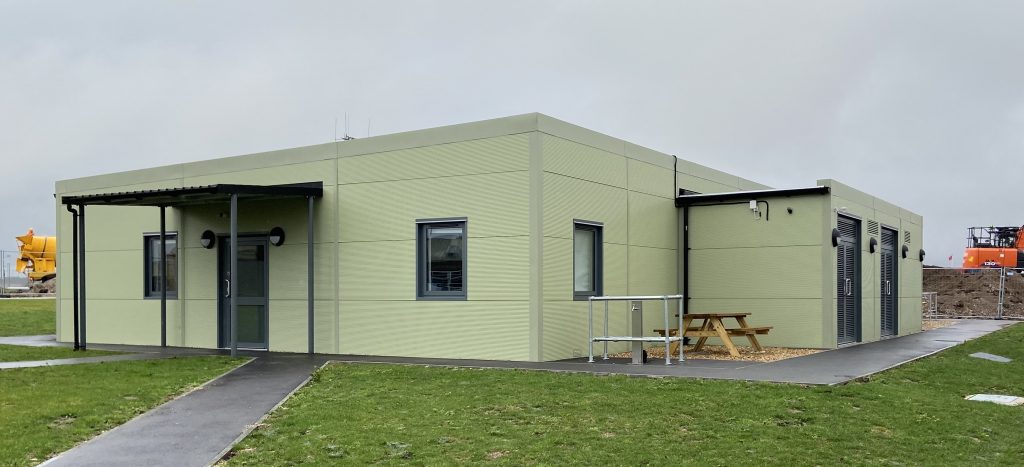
[2,0,1022,269]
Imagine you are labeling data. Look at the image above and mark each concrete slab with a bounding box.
[969,352,1012,363]
[42,355,322,467]
[0,334,65,347]
[0,353,169,370]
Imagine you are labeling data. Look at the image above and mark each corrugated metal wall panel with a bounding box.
[339,171,529,242]
[338,134,529,184]
[338,301,530,360]
[541,135,627,188]
[541,173,627,243]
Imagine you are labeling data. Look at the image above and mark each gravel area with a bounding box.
[611,345,822,363]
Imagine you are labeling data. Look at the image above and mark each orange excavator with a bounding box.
[963,226,1024,268]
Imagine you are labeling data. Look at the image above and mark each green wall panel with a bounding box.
[338,301,530,360]
[626,159,674,199]
[688,197,824,249]
[338,134,529,184]
[542,173,627,243]
[689,246,823,299]
[338,171,529,242]
[541,135,627,188]
[627,192,677,250]
[339,240,415,301]
[686,298,825,348]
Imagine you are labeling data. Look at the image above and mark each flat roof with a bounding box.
[60,182,323,207]
[675,186,830,207]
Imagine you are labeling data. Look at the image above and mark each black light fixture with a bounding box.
[919,249,926,262]
[200,230,216,249]
[269,226,286,246]
[831,228,841,247]
[902,244,909,259]
[869,237,878,254]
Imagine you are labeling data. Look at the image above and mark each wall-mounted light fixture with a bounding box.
[919,249,926,262]
[869,237,878,254]
[831,228,841,247]
[269,227,286,246]
[902,244,909,259]
[200,230,216,249]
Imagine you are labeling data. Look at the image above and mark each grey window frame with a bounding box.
[416,218,468,300]
[143,232,178,299]
[573,220,603,301]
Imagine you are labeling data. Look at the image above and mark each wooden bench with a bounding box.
[654,313,772,357]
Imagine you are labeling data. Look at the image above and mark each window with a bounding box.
[573,221,602,299]
[417,220,467,299]
[144,234,178,299]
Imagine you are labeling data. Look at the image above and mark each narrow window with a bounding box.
[144,234,178,299]
[417,220,467,299]
[574,222,602,300]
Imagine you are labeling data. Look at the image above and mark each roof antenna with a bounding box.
[335,114,355,141]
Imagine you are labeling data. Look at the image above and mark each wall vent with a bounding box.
[904,230,912,244]
[867,220,879,236]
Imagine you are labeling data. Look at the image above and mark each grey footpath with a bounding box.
[42,355,323,467]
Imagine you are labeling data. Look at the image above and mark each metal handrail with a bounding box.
[588,295,684,365]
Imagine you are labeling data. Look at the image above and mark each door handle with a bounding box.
[224,279,231,298]
[846,278,852,296]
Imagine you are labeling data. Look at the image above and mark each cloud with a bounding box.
[1,0,1022,269]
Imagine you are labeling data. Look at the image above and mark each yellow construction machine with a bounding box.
[16,228,57,281]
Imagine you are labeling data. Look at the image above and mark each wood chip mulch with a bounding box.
[922,319,956,331]
[610,345,821,363]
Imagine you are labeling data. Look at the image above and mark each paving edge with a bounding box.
[826,322,1018,386]
[212,361,330,466]
[39,356,257,467]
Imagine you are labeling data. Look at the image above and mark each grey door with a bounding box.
[837,216,861,345]
[880,228,898,337]
[218,236,269,349]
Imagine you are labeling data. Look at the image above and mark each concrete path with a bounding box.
[328,319,1015,385]
[43,355,322,467]
[0,353,170,370]
[0,334,65,347]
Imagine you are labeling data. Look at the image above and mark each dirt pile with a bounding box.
[29,277,56,294]
[923,268,1024,318]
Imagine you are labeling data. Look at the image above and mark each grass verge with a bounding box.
[0,356,244,465]
[0,344,120,363]
[0,299,55,336]
[228,323,1024,465]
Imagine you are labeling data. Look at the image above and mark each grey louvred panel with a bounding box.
[880,228,897,337]
[867,220,879,236]
[837,216,860,345]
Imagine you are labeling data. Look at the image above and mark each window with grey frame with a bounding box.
[143,233,178,299]
[417,220,467,299]
[573,222,603,300]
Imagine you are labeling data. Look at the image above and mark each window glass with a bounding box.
[574,228,595,292]
[145,234,177,298]
[418,221,466,298]
[573,223,602,299]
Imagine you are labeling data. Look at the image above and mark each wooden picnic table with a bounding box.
[654,312,772,357]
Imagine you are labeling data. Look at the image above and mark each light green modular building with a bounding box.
[54,113,923,361]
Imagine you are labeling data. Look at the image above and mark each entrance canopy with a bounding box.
[60,182,323,207]
[60,182,323,357]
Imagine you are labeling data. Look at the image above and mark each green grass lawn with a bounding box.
[0,299,55,336]
[228,323,1024,465]
[0,344,120,363]
[0,356,244,465]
